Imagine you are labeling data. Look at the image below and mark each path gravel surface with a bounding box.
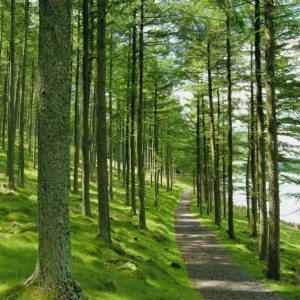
[175,190,283,300]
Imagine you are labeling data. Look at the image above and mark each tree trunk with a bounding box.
[196,94,203,214]
[7,0,16,189]
[28,60,34,154]
[138,0,146,229]
[18,0,29,187]
[1,63,8,151]
[154,78,159,206]
[201,95,209,214]
[109,29,114,201]
[250,44,258,237]
[226,13,235,239]
[255,0,268,259]
[265,0,280,280]
[82,0,91,216]
[125,37,131,206]
[24,1,84,297]
[207,41,221,225]
[18,0,29,188]
[73,12,80,194]
[97,0,111,243]
[130,9,137,215]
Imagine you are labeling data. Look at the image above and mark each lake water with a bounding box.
[233,176,300,225]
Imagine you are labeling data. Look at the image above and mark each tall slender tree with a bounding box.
[7,0,15,189]
[18,0,30,188]
[255,0,268,260]
[226,10,235,239]
[138,0,146,229]
[97,0,111,243]
[82,0,91,216]
[265,0,280,280]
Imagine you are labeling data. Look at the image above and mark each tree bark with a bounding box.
[109,29,114,201]
[265,0,280,280]
[73,12,81,195]
[138,0,146,229]
[255,0,268,259]
[196,94,203,215]
[130,9,137,215]
[201,95,209,214]
[97,0,111,243]
[24,1,84,297]
[207,41,221,225]
[226,13,235,239]
[82,0,91,216]
[18,0,30,188]
[250,44,258,237]
[8,0,16,189]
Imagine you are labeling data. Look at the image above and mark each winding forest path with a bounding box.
[175,190,282,300]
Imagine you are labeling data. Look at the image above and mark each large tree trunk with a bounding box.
[18,0,29,188]
[97,0,111,243]
[24,1,84,297]
[7,0,16,189]
[82,0,91,216]
[255,0,268,260]
[138,0,146,229]
[226,13,235,239]
[265,0,280,280]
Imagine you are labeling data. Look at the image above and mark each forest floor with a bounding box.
[0,149,203,299]
[175,190,283,300]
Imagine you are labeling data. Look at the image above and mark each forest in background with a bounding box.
[0,0,299,299]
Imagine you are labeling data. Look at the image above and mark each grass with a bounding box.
[191,193,300,300]
[0,147,203,300]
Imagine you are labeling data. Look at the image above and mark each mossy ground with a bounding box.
[0,148,202,300]
[191,193,300,300]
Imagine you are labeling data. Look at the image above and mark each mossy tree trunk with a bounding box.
[24,0,84,298]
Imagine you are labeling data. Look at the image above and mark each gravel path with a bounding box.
[175,190,283,300]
